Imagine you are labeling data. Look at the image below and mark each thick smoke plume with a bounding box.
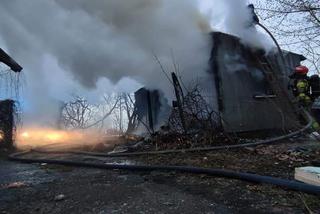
[0,0,271,128]
[0,0,211,98]
[201,0,273,50]
[221,0,274,50]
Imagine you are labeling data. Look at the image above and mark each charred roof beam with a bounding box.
[0,48,23,72]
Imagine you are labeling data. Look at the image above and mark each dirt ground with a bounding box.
[1,138,320,214]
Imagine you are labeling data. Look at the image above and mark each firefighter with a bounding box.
[289,65,312,107]
[289,66,320,132]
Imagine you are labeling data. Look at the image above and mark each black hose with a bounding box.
[257,23,288,70]
[9,150,320,196]
[7,109,315,198]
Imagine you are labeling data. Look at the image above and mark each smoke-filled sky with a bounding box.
[0,0,268,126]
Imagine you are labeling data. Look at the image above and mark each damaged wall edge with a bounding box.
[134,88,170,133]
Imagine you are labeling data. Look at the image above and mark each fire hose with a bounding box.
[8,110,318,196]
[8,148,320,196]
[257,23,287,69]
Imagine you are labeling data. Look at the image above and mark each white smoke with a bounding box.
[0,0,273,127]
[0,0,211,95]
[0,0,213,126]
[202,0,274,51]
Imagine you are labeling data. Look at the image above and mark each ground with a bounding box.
[1,138,320,213]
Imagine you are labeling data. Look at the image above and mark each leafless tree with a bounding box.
[170,84,219,129]
[85,94,120,129]
[122,93,138,134]
[167,83,223,147]
[61,96,94,129]
[255,0,320,72]
[112,93,138,134]
[61,94,120,130]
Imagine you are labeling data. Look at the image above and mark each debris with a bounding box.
[1,181,27,189]
[272,147,310,163]
[131,141,144,149]
[54,194,66,201]
[108,146,128,155]
[310,132,320,141]
[295,167,320,186]
[162,201,174,206]
[277,154,290,161]
[244,147,255,152]
[256,145,281,155]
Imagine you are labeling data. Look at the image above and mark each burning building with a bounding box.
[134,31,306,133]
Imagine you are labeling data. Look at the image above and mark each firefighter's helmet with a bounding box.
[295,65,309,75]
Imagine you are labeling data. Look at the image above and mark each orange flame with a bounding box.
[16,128,107,150]
[0,131,4,141]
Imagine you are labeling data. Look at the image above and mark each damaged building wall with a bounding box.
[0,100,15,148]
[133,32,305,134]
[210,32,302,133]
[134,88,169,133]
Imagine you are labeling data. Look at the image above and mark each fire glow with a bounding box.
[0,131,4,141]
[16,128,105,149]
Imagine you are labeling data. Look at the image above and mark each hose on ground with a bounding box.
[8,112,316,196]
[9,150,320,196]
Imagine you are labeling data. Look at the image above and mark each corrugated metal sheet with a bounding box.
[210,32,302,132]
[134,88,164,131]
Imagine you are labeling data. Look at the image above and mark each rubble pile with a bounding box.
[245,145,320,168]
[148,86,232,150]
